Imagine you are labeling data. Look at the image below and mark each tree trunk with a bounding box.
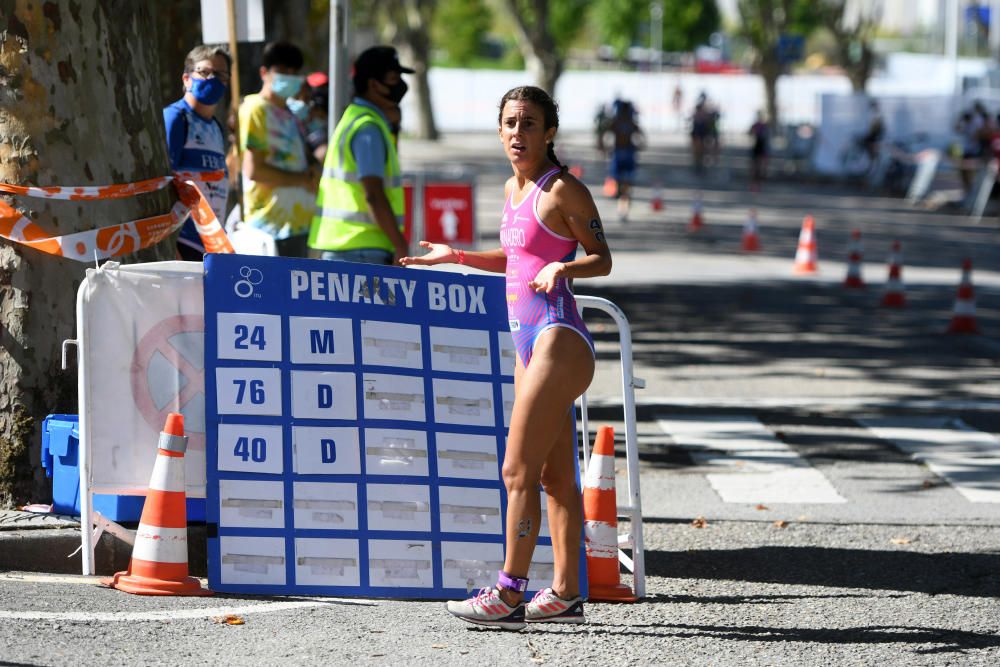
[760,59,781,132]
[504,0,564,94]
[0,1,174,507]
[395,0,438,140]
[153,0,203,109]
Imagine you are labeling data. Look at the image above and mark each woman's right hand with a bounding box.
[398,241,456,266]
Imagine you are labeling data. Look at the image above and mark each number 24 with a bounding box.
[234,324,266,350]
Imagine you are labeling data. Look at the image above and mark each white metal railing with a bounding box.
[576,295,646,599]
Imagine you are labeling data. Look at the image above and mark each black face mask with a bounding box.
[382,78,408,103]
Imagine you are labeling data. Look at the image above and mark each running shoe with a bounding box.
[446,587,526,631]
[525,587,585,624]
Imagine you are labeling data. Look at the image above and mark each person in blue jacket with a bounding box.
[163,45,231,260]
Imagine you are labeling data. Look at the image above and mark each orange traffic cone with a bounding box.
[843,229,865,288]
[742,209,761,252]
[947,258,980,334]
[105,413,211,596]
[793,215,817,274]
[583,426,636,602]
[651,182,664,211]
[688,196,704,233]
[881,241,905,308]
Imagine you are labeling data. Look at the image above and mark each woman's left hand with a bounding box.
[528,262,566,293]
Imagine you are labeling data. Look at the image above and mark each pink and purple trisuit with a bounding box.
[500,167,595,367]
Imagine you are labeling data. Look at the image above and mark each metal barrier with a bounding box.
[576,295,646,599]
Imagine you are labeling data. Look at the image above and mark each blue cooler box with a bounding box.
[41,414,205,522]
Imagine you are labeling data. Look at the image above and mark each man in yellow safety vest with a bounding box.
[309,46,413,265]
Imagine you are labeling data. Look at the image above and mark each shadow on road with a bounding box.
[645,546,1000,598]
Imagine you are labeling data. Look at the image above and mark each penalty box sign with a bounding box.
[202,253,556,599]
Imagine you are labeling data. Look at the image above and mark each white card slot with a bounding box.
[368,539,434,587]
[222,553,285,574]
[432,379,495,427]
[361,321,422,369]
[363,337,420,360]
[292,482,358,530]
[441,541,504,591]
[436,433,500,481]
[219,480,284,529]
[363,374,426,421]
[364,429,429,476]
[431,327,492,374]
[366,484,431,531]
[219,536,286,585]
[295,538,360,586]
[439,486,502,534]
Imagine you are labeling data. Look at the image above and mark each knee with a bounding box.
[502,459,540,493]
[540,468,579,500]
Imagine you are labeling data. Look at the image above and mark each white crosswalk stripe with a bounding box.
[861,416,1000,504]
[655,413,1000,505]
[656,415,846,504]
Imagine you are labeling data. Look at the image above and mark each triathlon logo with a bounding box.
[234,266,264,298]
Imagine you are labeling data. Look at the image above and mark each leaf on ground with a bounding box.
[890,537,913,545]
[797,515,809,521]
[431,644,447,649]
[213,615,244,625]
[755,504,769,511]
[691,516,708,528]
[772,520,788,529]
[921,479,935,489]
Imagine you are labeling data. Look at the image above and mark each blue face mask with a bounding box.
[286,97,310,121]
[189,76,226,105]
[270,72,304,99]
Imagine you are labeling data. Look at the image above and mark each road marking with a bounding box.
[862,416,1000,503]
[0,599,344,622]
[657,415,846,504]
[0,573,106,585]
[594,396,1000,412]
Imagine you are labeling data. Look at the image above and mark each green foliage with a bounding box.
[592,0,721,58]
[502,0,590,52]
[432,0,493,64]
[737,0,824,47]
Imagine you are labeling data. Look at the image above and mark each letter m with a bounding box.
[310,329,335,354]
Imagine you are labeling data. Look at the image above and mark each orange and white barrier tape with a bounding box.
[0,171,233,261]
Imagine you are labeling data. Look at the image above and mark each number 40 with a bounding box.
[234,436,266,463]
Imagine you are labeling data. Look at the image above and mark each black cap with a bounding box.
[353,46,414,81]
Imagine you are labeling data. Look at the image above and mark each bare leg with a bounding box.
[498,328,594,605]
[541,410,582,599]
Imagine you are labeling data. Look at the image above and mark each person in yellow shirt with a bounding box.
[239,41,318,257]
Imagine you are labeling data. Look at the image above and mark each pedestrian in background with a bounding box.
[605,99,643,222]
[748,110,770,190]
[309,46,412,265]
[401,85,612,630]
[163,44,231,261]
[239,41,318,257]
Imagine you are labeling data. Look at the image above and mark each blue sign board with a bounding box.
[203,253,586,599]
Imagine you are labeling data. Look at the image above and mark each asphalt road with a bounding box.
[2,131,999,666]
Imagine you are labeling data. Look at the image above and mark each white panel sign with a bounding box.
[217,424,284,475]
[361,320,423,368]
[215,367,282,416]
[289,316,355,365]
[216,313,282,361]
[291,370,357,420]
[364,428,429,477]
[292,426,360,475]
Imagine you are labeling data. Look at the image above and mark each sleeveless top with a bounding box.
[500,168,594,367]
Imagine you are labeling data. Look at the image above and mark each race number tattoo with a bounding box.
[589,218,606,243]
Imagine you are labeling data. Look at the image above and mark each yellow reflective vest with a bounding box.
[309,103,404,251]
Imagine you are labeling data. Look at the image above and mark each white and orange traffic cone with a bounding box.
[583,426,637,602]
[105,413,211,596]
[742,209,761,252]
[881,241,906,308]
[688,196,704,233]
[651,182,664,212]
[947,258,980,334]
[843,229,865,288]
[793,215,818,274]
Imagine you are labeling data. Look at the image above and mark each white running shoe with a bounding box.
[525,588,585,624]
[446,587,526,631]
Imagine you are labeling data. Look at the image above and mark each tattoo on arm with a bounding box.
[589,218,606,244]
